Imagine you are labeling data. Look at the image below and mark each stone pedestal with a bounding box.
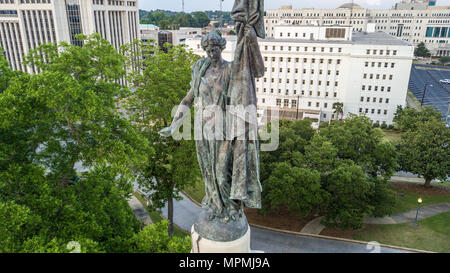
[191,225,251,253]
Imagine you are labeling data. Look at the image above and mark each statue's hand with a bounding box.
[158,127,172,138]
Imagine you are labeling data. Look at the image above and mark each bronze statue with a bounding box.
[159,0,265,242]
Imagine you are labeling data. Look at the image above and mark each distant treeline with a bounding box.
[139,10,234,30]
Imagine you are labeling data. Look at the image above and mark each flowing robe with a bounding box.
[226,0,265,209]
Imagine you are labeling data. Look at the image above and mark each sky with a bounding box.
[139,0,450,12]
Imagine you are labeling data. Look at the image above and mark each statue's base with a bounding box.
[191,225,251,253]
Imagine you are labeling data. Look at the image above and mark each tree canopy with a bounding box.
[260,116,397,229]
[0,34,191,253]
[123,40,200,236]
[140,10,211,30]
[414,42,431,57]
[397,119,450,187]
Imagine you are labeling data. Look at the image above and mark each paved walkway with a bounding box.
[301,202,450,235]
[364,202,450,224]
[390,175,442,184]
[128,195,152,226]
[300,216,325,235]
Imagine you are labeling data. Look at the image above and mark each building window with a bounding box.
[325,28,345,38]
[276,99,281,107]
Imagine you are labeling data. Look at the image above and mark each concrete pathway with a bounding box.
[287,202,450,235]
[406,93,421,110]
[128,195,152,226]
[133,190,411,252]
[390,175,442,184]
[300,216,326,235]
[364,202,450,224]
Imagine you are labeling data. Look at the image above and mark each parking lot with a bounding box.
[408,64,450,124]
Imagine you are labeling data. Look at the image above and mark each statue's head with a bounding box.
[201,31,226,62]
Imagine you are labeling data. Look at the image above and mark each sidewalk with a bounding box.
[128,195,152,226]
[364,202,450,224]
[301,202,450,235]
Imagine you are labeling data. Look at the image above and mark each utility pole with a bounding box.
[182,0,184,13]
[219,0,223,28]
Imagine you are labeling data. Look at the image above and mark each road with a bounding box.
[138,190,411,253]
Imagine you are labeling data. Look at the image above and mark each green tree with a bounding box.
[439,56,450,65]
[259,119,314,182]
[393,105,442,132]
[192,11,210,28]
[130,221,190,253]
[397,120,450,187]
[172,13,195,29]
[263,162,326,217]
[322,163,372,229]
[0,34,148,252]
[158,19,171,30]
[0,47,16,93]
[124,41,200,236]
[332,102,344,120]
[319,115,396,178]
[414,42,431,57]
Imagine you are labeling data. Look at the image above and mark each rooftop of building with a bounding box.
[337,3,364,9]
[352,31,411,46]
[189,31,412,47]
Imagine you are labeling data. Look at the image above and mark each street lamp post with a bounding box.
[413,197,423,226]
[421,84,433,106]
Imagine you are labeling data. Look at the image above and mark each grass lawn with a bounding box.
[390,182,450,215]
[184,176,205,204]
[352,212,450,253]
[381,129,402,142]
[133,192,189,238]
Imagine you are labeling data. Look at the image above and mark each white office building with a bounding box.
[0,0,139,72]
[186,25,414,125]
[264,0,450,56]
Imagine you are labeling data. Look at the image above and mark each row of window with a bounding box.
[263,45,343,53]
[93,0,136,6]
[264,67,340,75]
[425,27,450,38]
[264,56,342,64]
[273,99,335,109]
[363,73,394,80]
[257,88,338,98]
[18,0,51,3]
[362,85,391,92]
[360,108,389,115]
[261,78,339,87]
[360,97,390,104]
[366,49,397,56]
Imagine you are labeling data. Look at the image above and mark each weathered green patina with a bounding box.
[160,0,265,242]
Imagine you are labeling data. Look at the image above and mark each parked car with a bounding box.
[439,79,450,84]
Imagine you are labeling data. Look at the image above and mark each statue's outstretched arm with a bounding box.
[159,89,194,137]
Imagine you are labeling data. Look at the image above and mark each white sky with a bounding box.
[138,0,450,12]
